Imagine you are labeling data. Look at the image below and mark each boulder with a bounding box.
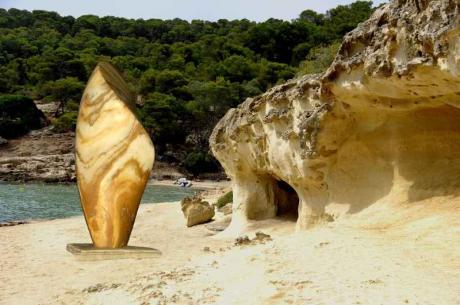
[181,196,215,227]
[0,137,7,146]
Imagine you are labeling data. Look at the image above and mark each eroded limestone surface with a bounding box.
[210,0,460,233]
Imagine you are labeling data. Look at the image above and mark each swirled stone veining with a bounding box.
[76,62,155,248]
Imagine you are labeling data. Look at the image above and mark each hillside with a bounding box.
[0,2,376,177]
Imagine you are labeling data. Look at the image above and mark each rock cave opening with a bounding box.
[274,180,299,221]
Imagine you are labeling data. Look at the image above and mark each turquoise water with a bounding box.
[0,183,197,223]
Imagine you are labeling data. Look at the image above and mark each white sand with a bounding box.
[1,194,459,305]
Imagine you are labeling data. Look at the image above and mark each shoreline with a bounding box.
[0,201,232,305]
[1,197,458,305]
[1,181,458,305]
[0,178,230,187]
[150,179,231,190]
[0,220,31,227]
[0,180,228,227]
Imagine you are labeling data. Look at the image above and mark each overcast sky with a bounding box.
[0,0,387,21]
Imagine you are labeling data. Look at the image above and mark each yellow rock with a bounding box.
[76,62,154,248]
[210,0,460,235]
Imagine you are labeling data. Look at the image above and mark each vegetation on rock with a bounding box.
[215,191,233,208]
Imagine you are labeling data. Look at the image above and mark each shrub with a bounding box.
[298,42,341,75]
[65,101,80,112]
[182,151,219,176]
[52,112,77,133]
[216,191,233,208]
[0,94,46,138]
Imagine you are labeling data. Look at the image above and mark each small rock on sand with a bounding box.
[234,232,272,246]
[181,196,215,227]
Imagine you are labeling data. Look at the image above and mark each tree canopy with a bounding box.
[0,2,375,174]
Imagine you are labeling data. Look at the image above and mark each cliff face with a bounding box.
[0,129,76,182]
[210,0,460,233]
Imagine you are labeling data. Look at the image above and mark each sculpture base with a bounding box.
[66,243,161,261]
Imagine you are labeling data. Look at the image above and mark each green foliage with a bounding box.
[0,95,45,138]
[299,10,324,25]
[298,42,341,75]
[182,151,219,176]
[0,2,376,172]
[324,1,374,38]
[139,69,157,95]
[37,77,84,115]
[65,100,80,112]
[139,92,185,152]
[216,191,233,208]
[52,111,77,133]
[216,55,256,82]
[155,69,187,94]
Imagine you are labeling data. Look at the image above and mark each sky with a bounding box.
[0,0,387,22]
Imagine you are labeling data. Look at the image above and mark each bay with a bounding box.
[0,183,197,223]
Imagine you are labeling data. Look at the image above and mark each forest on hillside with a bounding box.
[0,1,376,175]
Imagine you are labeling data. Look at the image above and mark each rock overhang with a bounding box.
[210,0,460,234]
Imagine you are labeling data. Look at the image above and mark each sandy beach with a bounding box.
[150,179,231,190]
[0,199,230,305]
[1,184,459,305]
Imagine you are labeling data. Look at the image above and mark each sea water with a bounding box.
[0,183,197,223]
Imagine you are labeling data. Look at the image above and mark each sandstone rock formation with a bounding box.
[76,62,155,248]
[181,196,215,227]
[210,0,460,233]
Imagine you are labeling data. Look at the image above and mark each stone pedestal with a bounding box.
[66,243,161,261]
